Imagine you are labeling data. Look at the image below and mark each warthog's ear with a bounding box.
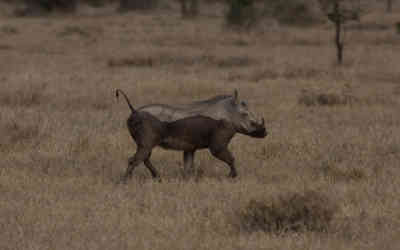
[233,89,239,105]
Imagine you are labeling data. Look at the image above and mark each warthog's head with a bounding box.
[227,90,267,138]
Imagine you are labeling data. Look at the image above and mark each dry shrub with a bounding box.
[321,164,365,182]
[0,44,13,50]
[57,26,91,38]
[225,0,321,29]
[283,67,324,79]
[249,69,279,82]
[250,66,325,82]
[108,57,154,67]
[290,38,324,46]
[12,0,112,16]
[298,89,357,107]
[257,144,287,160]
[226,72,245,82]
[347,22,389,31]
[0,25,18,34]
[216,56,255,68]
[108,54,256,68]
[65,93,111,111]
[362,94,396,106]
[119,0,159,12]
[108,54,200,68]
[394,85,400,96]
[332,215,396,243]
[84,0,111,7]
[69,135,90,157]
[240,190,337,233]
[232,39,249,47]
[225,0,257,28]
[263,0,322,26]
[370,34,400,46]
[179,0,199,19]
[4,122,39,144]
[158,53,206,66]
[1,121,40,152]
[15,0,77,17]
[298,88,396,107]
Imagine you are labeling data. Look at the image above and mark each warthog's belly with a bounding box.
[159,136,209,151]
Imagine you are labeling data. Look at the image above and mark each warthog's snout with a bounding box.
[249,118,268,138]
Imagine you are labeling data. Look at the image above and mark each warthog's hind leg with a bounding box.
[123,148,151,181]
[210,147,237,178]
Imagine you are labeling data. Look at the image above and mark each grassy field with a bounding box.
[1,2,400,250]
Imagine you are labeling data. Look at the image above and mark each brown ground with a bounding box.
[1,2,400,250]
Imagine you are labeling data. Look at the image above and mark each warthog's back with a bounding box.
[138,95,234,122]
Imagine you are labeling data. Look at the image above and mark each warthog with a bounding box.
[116,89,267,180]
[137,89,265,172]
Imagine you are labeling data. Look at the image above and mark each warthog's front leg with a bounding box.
[123,148,151,181]
[209,147,237,178]
[183,151,195,173]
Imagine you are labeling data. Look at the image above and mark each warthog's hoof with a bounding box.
[153,176,162,183]
[228,172,238,178]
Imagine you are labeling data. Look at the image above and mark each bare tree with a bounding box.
[27,0,77,13]
[119,0,158,12]
[319,0,360,64]
[387,0,393,12]
[13,0,78,16]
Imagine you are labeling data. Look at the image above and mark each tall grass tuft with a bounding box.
[240,190,337,233]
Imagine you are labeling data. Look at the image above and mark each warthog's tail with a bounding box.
[116,89,136,113]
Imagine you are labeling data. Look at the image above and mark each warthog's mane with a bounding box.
[188,95,232,105]
[171,95,234,110]
[138,94,234,113]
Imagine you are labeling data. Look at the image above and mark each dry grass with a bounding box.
[239,190,337,233]
[1,2,400,250]
[0,24,18,34]
[1,82,48,107]
[298,88,357,106]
